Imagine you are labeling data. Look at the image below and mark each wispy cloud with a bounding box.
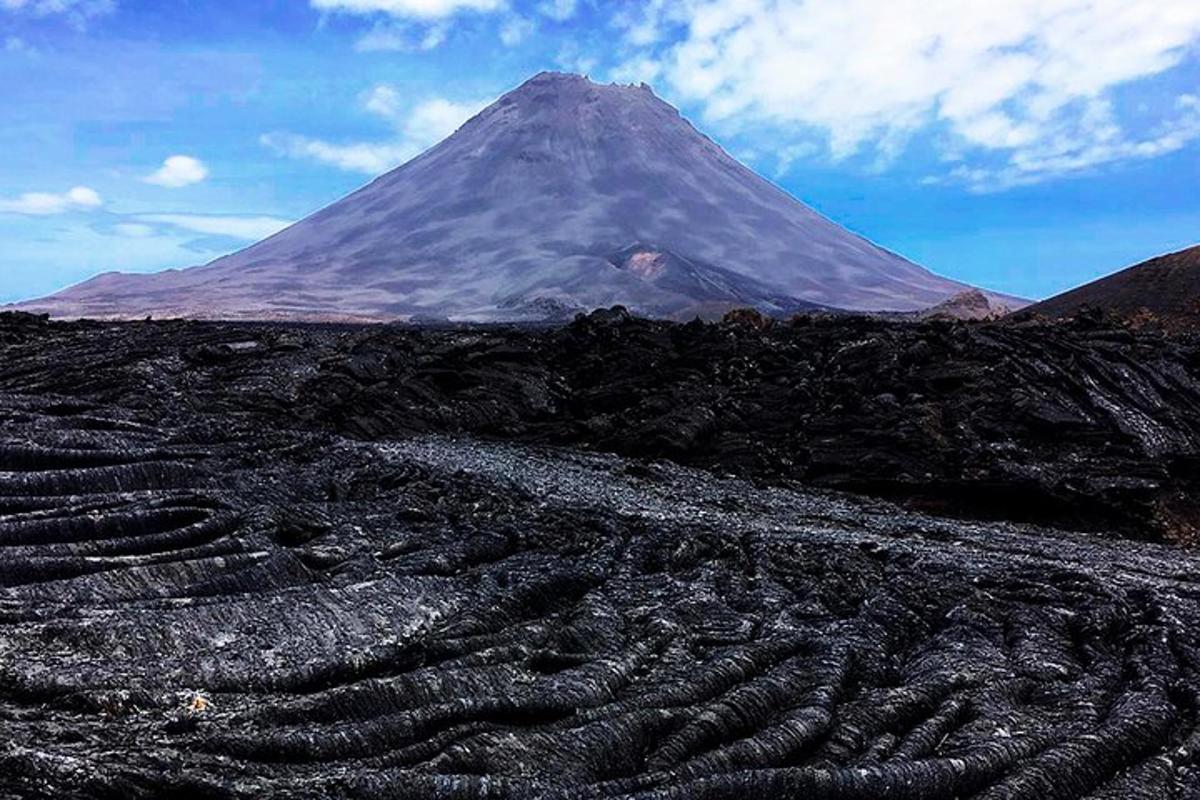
[0,0,111,11]
[262,91,488,175]
[322,0,575,51]
[132,213,293,241]
[260,134,418,175]
[353,21,448,51]
[0,186,101,215]
[111,222,156,238]
[397,95,487,142]
[620,0,1200,188]
[312,0,503,50]
[554,41,597,75]
[144,155,208,188]
[0,0,115,28]
[310,0,502,21]
[537,0,575,21]
[947,96,1200,192]
[499,15,533,46]
[608,56,662,86]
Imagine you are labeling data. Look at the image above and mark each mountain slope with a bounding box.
[1022,245,1200,328]
[18,72,1007,321]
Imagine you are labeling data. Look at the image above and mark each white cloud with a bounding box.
[0,0,114,27]
[499,15,534,46]
[112,222,156,238]
[419,24,448,48]
[68,187,100,205]
[354,21,447,50]
[144,155,209,188]
[262,93,488,174]
[403,96,485,142]
[555,41,597,76]
[133,214,293,241]
[537,0,575,21]
[0,185,101,215]
[363,84,403,119]
[950,96,1200,191]
[612,0,672,47]
[773,142,819,177]
[608,57,663,86]
[260,134,420,175]
[310,0,503,21]
[313,0,496,51]
[628,0,1200,187]
[0,0,112,13]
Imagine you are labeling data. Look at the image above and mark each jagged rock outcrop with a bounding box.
[918,289,1011,320]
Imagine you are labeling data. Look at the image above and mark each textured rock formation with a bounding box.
[1021,244,1200,330]
[3,311,1200,797]
[4,310,1200,544]
[917,289,1011,321]
[2,393,1200,797]
[12,73,1016,322]
[3,309,1200,546]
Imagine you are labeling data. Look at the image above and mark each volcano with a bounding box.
[17,72,1011,322]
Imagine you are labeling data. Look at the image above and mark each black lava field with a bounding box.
[3,309,1200,799]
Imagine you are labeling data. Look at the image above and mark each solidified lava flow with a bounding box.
[2,309,1200,798]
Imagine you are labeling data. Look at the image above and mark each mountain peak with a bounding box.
[519,70,652,91]
[15,71,999,322]
[501,71,664,111]
[523,70,593,85]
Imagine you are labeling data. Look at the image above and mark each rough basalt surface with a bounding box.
[4,309,1197,543]
[3,310,1200,798]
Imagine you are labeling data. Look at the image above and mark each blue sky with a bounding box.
[1,0,1198,304]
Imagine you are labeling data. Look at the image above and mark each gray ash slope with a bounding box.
[18,72,1008,321]
[3,312,1200,797]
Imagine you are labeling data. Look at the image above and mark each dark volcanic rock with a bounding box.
[1,312,1199,544]
[4,314,1200,797]
[4,401,1200,797]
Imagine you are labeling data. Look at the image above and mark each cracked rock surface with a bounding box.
[2,311,1200,798]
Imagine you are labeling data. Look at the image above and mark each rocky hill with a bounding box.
[1022,244,1200,329]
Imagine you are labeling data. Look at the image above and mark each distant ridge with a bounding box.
[16,72,1015,322]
